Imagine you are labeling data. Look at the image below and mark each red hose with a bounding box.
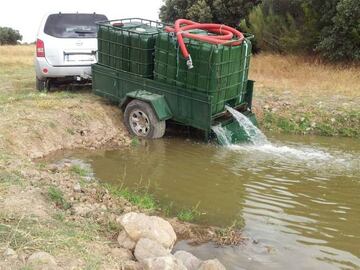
[165,19,245,69]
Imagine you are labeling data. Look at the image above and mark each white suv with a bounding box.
[35,13,107,90]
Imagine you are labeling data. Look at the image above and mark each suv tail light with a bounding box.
[36,39,45,57]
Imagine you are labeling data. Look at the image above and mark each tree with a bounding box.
[0,27,22,45]
[317,0,360,61]
[240,0,360,61]
[159,0,260,27]
[186,0,213,22]
[159,0,190,23]
[212,0,261,27]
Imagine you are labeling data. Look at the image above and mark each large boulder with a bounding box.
[142,255,187,270]
[117,212,176,249]
[174,250,202,270]
[117,230,137,250]
[27,251,58,270]
[134,238,170,263]
[198,259,226,270]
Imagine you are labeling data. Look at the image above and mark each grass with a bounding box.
[250,53,360,137]
[0,212,101,256]
[104,183,158,210]
[47,186,71,210]
[177,203,201,222]
[250,53,360,98]
[215,218,245,246]
[0,45,34,67]
[70,164,91,177]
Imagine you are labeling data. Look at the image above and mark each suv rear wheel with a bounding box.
[36,77,48,91]
[124,100,166,139]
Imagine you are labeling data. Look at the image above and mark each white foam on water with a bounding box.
[228,143,333,161]
[212,106,335,162]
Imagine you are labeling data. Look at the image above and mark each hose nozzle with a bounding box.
[186,55,194,69]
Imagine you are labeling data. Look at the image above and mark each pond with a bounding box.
[52,133,360,270]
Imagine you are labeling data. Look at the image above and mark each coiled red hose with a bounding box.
[165,19,245,69]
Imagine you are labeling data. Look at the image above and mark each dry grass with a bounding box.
[250,53,360,137]
[0,45,34,67]
[250,53,360,98]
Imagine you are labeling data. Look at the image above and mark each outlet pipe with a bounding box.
[165,19,245,69]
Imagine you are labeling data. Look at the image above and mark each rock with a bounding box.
[142,256,187,270]
[27,251,57,269]
[73,183,81,192]
[117,212,176,249]
[47,164,60,173]
[117,231,136,250]
[3,247,17,258]
[174,250,202,270]
[198,259,226,270]
[110,247,134,260]
[134,238,170,263]
[122,260,144,270]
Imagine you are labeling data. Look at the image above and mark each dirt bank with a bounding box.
[0,93,130,158]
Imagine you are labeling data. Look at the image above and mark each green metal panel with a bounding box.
[154,32,252,115]
[92,64,212,131]
[122,90,172,121]
[97,19,166,78]
[244,80,254,109]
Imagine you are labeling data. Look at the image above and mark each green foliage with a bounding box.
[240,0,360,61]
[48,186,71,210]
[317,0,360,61]
[159,0,260,27]
[0,27,22,45]
[186,0,213,22]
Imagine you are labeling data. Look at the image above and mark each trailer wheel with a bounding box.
[124,100,166,139]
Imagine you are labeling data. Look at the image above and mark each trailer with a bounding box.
[92,18,257,143]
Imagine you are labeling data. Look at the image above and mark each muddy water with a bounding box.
[57,134,360,270]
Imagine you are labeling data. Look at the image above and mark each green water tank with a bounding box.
[97,20,163,78]
[154,32,252,114]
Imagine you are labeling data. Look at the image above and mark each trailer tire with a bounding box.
[124,100,166,139]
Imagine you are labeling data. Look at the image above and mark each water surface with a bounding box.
[54,134,360,270]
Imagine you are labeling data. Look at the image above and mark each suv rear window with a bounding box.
[44,13,107,38]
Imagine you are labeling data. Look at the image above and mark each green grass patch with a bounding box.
[177,203,201,222]
[47,186,71,210]
[261,110,360,138]
[70,164,91,177]
[0,171,23,187]
[131,137,140,146]
[104,184,157,210]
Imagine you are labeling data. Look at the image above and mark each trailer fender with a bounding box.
[120,90,172,121]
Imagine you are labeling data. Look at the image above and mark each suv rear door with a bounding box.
[42,13,107,67]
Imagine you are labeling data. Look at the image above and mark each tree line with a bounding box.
[159,0,360,62]
[0,27,22,45]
